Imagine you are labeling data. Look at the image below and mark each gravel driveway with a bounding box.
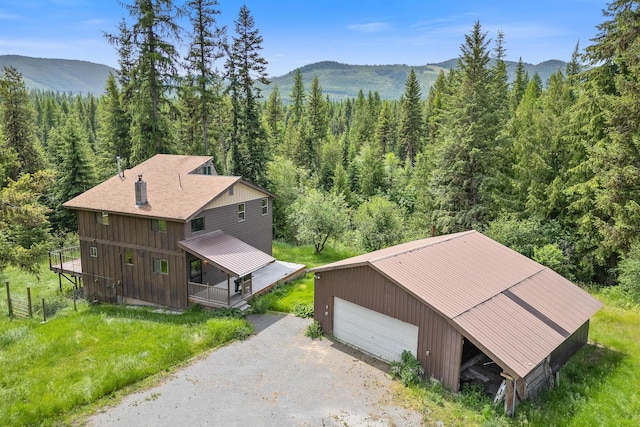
[88,314,423,426]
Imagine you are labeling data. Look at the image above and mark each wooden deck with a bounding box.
[49,247,82,276]
[188,260,306,309]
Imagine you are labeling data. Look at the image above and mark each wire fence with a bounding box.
[4,280,80,322]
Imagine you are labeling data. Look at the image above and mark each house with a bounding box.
[49,154,305,310]
[310,230,602,415]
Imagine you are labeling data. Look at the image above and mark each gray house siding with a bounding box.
[184,198,273,254]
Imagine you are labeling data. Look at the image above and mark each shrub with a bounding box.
[293,303,314,318]
[390,350,424,386]
[305,320,323,339]
[233,326,252,340]
[248,297,270,314]
[618,241,640,302]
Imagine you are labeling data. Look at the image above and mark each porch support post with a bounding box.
[227,274,231,306]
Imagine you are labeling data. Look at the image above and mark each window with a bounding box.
[96,211,109,225]
[202,165,212,175]
[238,203,245,222]
[90,246,98,257]
[191,217,204,232]
[125,249,134,265]
[261,198,268,215]
[152,219,167,233]
[228,185,234,196]
[153,258,169,275]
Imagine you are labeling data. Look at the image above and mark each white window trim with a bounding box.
[90,246,98,257]
[261,198,268,216]
[153,258,169,275]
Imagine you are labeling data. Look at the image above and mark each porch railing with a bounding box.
[49,246,82,275]
[188,282,231,306]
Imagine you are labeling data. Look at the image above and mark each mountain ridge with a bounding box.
[0,55,567,100]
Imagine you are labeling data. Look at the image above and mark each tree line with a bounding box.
[1,0,640,298]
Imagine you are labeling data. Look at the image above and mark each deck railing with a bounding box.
[49,246,82,275]
[188,282,231,306]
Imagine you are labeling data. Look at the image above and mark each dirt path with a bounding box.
[88,314,423,426]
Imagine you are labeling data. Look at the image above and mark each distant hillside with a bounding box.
[261,59,568,102]
[0,55,115,95]
[0,55,567,100]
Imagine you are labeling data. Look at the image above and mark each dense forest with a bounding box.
[1,0,640,297]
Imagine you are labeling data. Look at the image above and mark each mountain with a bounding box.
[0,55,567,100]
[0,55,116,95]
[261,59,568,102]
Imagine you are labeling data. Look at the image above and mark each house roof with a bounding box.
[311,230,603,378]
[63,154,273,221]
[178,230,275,278]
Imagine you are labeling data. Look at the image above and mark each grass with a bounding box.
[253,241,361,313]
[0,265,251,427]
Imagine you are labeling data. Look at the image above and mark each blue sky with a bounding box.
[0,0,607,77]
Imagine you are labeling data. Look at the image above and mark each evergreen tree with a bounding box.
[569,0,640,280]
[225,4,270,186]
[398,68,423,165]
[263,85,284,149]
[0,66,44,180]
[510,58,529,113]
[183,0,226,155]
[374,100,396,154]
[304,75,328,173]
[106,0,182,164]
[430,21,503,232]
[95,74,131,180]
[288,69,305,125]
[52,113,97,230]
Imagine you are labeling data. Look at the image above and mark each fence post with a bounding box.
[42,298,47,323]
[5,281,12,317]
[27,287,33,318]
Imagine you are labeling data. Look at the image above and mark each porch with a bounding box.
[49,246,82,291]
[187,260,306,309]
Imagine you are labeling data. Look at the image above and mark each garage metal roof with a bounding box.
[178,230,275,277]
[311,230,603,378]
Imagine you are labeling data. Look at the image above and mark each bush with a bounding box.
[618,241,640,302]
[390,350,424,386]
[304,320,323,339]
[293,303,314,318]
[248,297,270,314]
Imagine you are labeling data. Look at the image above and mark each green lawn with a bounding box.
[0,265,250,427]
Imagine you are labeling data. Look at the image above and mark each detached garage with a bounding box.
[311,230,603,414]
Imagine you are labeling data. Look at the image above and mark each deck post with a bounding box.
[5,281,12,317]
[227,275,231,306]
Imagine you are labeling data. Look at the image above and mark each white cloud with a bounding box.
[347,22,391,33]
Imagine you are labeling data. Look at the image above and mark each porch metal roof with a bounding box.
[178,230,275,278]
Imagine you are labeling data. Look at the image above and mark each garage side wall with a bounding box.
[314,266,463,390]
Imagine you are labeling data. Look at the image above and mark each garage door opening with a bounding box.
[333,297,418,363]
[460,339,504,398]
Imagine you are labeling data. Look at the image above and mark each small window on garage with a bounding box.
[90,246,98,257]
[261,198,268,215]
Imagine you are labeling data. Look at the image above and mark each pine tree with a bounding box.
[225,4,270,186]
[52,113,97,230]
[183,0,226,155]
[95,74,131,180]
[106,0,181,164]
[511,58,529,113]
[288,69,305,125]
[304,76,328,173]
[374,100,396,154]
[264,85,284,149]
[398,68,423,165]
[430,21,503,232]
[0,66,44,180]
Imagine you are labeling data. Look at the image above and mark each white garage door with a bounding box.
[333,297,419,363]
